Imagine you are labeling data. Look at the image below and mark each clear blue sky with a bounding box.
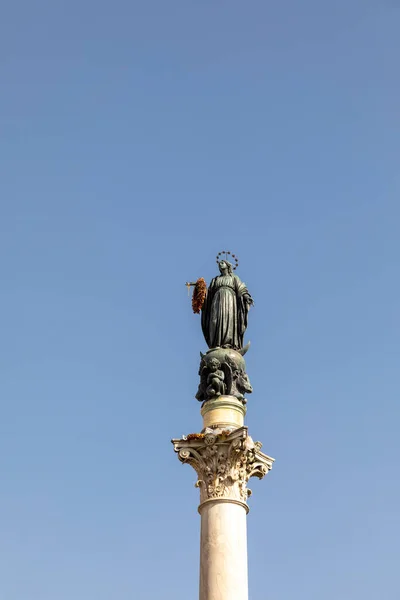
[1,1,399,599]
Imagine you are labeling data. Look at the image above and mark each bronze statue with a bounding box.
[187,252,254,404]
[187,251,254,351]
[201,258,253,351]
[205,358,226,398]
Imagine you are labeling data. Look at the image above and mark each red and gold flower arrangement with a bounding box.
[192,278,207,314]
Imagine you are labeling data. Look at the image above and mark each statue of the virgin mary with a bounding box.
[200,258,254,351]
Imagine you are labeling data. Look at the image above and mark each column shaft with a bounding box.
[199,500,248,600]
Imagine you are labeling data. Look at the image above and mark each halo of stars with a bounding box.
[216,251,239,271]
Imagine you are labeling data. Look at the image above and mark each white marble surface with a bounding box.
[199,500,248,600]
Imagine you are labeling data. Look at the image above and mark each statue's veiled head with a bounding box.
[215,251,238,274]
[218,260,233,275]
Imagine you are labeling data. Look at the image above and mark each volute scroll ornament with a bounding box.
[172,427,274,506]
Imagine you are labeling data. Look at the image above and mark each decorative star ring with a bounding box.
[216,250,239,271]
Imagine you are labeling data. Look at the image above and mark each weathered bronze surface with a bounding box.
[201,260,254,351]
[188,256,254,404]
[195,347,253,403]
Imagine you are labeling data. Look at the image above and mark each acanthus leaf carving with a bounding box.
[172,427,274,505]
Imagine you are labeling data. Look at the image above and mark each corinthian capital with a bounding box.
[172,427,274,506]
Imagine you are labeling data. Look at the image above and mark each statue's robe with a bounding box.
[201,274,250,350]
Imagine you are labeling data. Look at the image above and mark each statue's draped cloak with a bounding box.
[201,274,250,350]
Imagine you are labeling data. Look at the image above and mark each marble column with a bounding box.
[199,498,248,600]
[172,396,274,600]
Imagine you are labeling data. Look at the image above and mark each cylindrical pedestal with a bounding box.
[199,499,249,600]
[201,395,246,430]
